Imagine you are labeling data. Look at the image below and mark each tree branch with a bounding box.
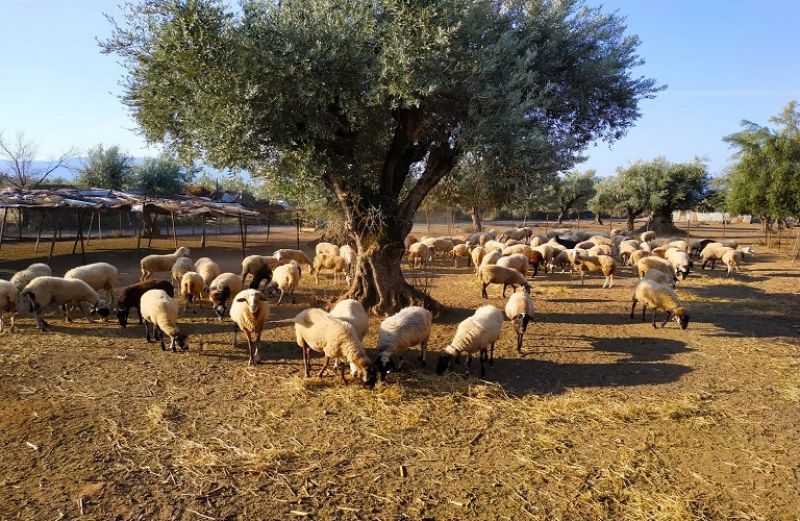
[380,107,421,199]
[398,139,456,224]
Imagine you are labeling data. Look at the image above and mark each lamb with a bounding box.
[665,247,692,280]
[700,244,754,270]
[139,289,189,351]
[642,268,675,288]
[194,257,221,293]
[636,256,674,280]
[313,254,349,284]
[171,257,195,286]
[64,262,119,306]
[240,255,282,285]
[266,262,301,305]
[229,289,269,365]
[208,272,243,319]
[470,246,486,273]
[451,244,471,267]
[329,299,369,340]
[180,272,204,313]
[505,291,533,354]
[436,305,504,377]
[572,253,616,288]
[0,280,19,334]
[20,276,110,331]
[721,249,755,278]
[640,231,656,243]
[496,253,530,277]
[373,306,433,380]
[315,242,340,257]
[11,263,52,291]
[629,249,651,266]
[293,308,377,387]
[339,245,357,275]
[408,242,430,269]
[140,247,191,281]
[478,265,531,299]
[115,279,175,328]
[273,249,313,272]
[630,279,690,329]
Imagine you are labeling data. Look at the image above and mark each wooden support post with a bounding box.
[86,210,96,245]
[136,213,144,250]
[238,215,246,258]
[792,229,800,264]
[265,211,271,245]
[296,212,300,250]
[34,213,45,252]
[49,222,59,261]
[0,208,7,251]
[17,208,22,240]
[171,211,178,249]
[147,213,157,248]
[722,213,726,240]
[201,215,207,248]
[777,226,782,251]
[72,210,87,263]
[97,210,103,240]
[545,213,549,234]
[118,209,123,238]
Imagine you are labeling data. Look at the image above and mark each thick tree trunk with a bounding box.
[471,206,483,232]
[556,211,565,225]
[640,208,685,236]
[594,213,603,225]
[626,212,636,232]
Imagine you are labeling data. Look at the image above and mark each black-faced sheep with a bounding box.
[478,265,531,299]
[374,306,433,380]
[630,279,690,329]
[115,279,175,328]
[436,305,504,377]
[21,276,110,331]
[140,289,189,351]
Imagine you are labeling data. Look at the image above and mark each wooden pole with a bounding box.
[85,209,96,245]
[49,221,59,261]
[238,215,246,258]
[171,211,178,249]
[34,212,45,252]
[147,213,157,248]
[201,215,207,248]
[97,210,103,240]
[136,212,144,250]
[78,211,86,264]
[118,209,123,238]
[545,213,549,234]
[17,208,22,240]
[0,208,7,251]
[777,226,782,251]
[722,213,726,240]
[265,211,271,245]
[295,211,300,250]
[792,229,800,264]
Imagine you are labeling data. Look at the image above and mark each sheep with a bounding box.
[482,240,506,254]
[496,253,530,277]
[667,240,690,252]
[470,246,486,273]
[576,240,595,250]
[293,307,377,387]
[313,254,349,284]
[172,257,195,286]
[636,256,674,280]
[700,244,754,270]
[651,246,669,258]
[208,272,243,319]
[194,257,221,293]
[610,228,624,237]
[640,231,656,243]
[373,306,433,380]
[551,249,576,273]
[629,249,651,266]
[479,250,502,271]
[403,234,418,250]
[665,247,693,280]
[139,289,189,351]
[689,238,715,258]
[64,262,119,307]
[180,272,204,313]
[619,241,641,263]
[502,245,544,276]
[451,244,471,267]
[478,265,531,299]
[115,279,175,328]
[498,227,531,242]
[339,245,357,275]
[316,242,340,258]
[266,262,301,305]
[140,247,191,281]
[273,249,313,272]
[573,253,616,288]
[0,280,19,334]
[532,244,554,273]
[587,244,612,257]
[11,263,52,291]
[504,239,526,247]
[630,279,690,329]
[421,237,455,260]
[505,291,533,354]
[20,276,110,331]
[248,263,274,292]
[642,268,675,288]
[240,255,282,285]
[229,289,269,366]
[436,305,504,377]
[329,299,368,340]
[529,234,548,247]
[721,248,755,278]
[408,242,430,269]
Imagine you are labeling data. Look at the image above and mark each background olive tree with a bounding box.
[76,144,134,190]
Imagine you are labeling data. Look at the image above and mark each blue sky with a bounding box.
[1,0,799,178]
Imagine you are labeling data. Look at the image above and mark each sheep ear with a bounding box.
[235,297,246,302]
[257,293,267,301]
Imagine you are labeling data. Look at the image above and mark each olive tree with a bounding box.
[549,169,597,224]
[76,144,134,190]
[103,0,659,313]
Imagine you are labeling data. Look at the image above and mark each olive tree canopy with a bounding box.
[103,0,659,313]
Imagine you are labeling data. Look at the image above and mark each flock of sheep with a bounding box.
[0,225,755,388]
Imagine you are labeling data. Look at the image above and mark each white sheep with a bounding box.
[404,234,419,250]
[479,250,502,271]
[339,245,357,275]
[665,247,692,280]
[408,242,430,269]
[240,255,283,285]
[140,247,191,281]
[11,263,52,291]
[293,307,377,387]
[313,254,349,284]
[208,272,243,319]
[505,291,533,354]
[587,244,612,257]
[139,289,189,351]
[640,231,656,243]
[273,249,313,272]
[64,262,119,306]
[315,242,340,257]
[436,305,504,377]
[629,249,651,267]
[329,299,369,340]
[637,256,675,280]
[478,265,531,299]
[451,244,471,267]
[482,240,506,254]
[721,248,755,278]
[630,279,690,329]
[470,246,486,273]
[642,268,675,288]
[266,262,301,305]
[229,289,270,366]
[180,271,204,313]
[172,257,195,286]
[374,306,433,380]
[194,257,221,293]
[573,253,616,288]
[700,244,754,270]
[20,276,110,331]
[496,253,530,277]
[0,280,19,334]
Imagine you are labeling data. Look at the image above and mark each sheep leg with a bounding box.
[481,283,489,299]
[630,299,637,319]
[641,304,647,322]
[418,341,427,367]
[245,330,256,366]
[277,289,285,306]
[301,341,311,377]
[463,354,472,375]
[489,342,495,366]
[36,313,49,332]
[479,349,487,376]
[338,362,348,385]
[502,284,508,298]
[651,309,658,329]
[291,289,296,305]
[232,324,238,347]
[318,356,331,378]
[580,272,585,286]
[661,312,673,328]
[157,326,166,350]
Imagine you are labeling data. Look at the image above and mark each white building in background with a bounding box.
[672,210,751,224]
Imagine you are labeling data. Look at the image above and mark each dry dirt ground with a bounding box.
[0,222,798,520]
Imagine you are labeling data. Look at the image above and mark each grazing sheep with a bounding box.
[316,242,340,258]
[573,253,616,288]
[482,240,506,254]
[248,264,274,292]
[629,249,651,266]
[689,238,715,258]
[721,248,755,278]
[240,255,282,285]
[374,306,433,380]
[665,247,693,280]
[630,279,690,329]
[266,262,301,305]
[408,242,430,269]
[551,249,576,273]
[532,244,555,273]
[329,299,368,340]
[140,247,191,281]
[11,263,52,291]
[436,305,504,377]
[115,279,175,328]
[229,289,269,365]
[293,308,377,387]
[180,272,204,313]
[273,249,313,272]
[636,256,674,280]
[610,228,624,237]
[588,244,612,257]
[576,240,595,250]
[140,289,189,351]
[21,276,110,331]
[470,246,486,273]
[651,246,669,258]
[172,257,195,286]
[339,245,357,275]
[479,250,502,271]
[667,240,690,252]
[619,241,641,263]
[64,262,119,306]
[313,254,349,284]
[195,257,221,293]
[642,268,675,288]
[478,265,531,299]
[640,231,656,243]
[0,280,19,334]
[505,291,533,353]
[529,234,548,247]
[208,272,243,319]
[496,253,530,277]
[478,232,496,245]
[404,234,418,250]
[421,237,455,260]
[700,244,754,270]
[588,235,613,246]
[451,244,471,267]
